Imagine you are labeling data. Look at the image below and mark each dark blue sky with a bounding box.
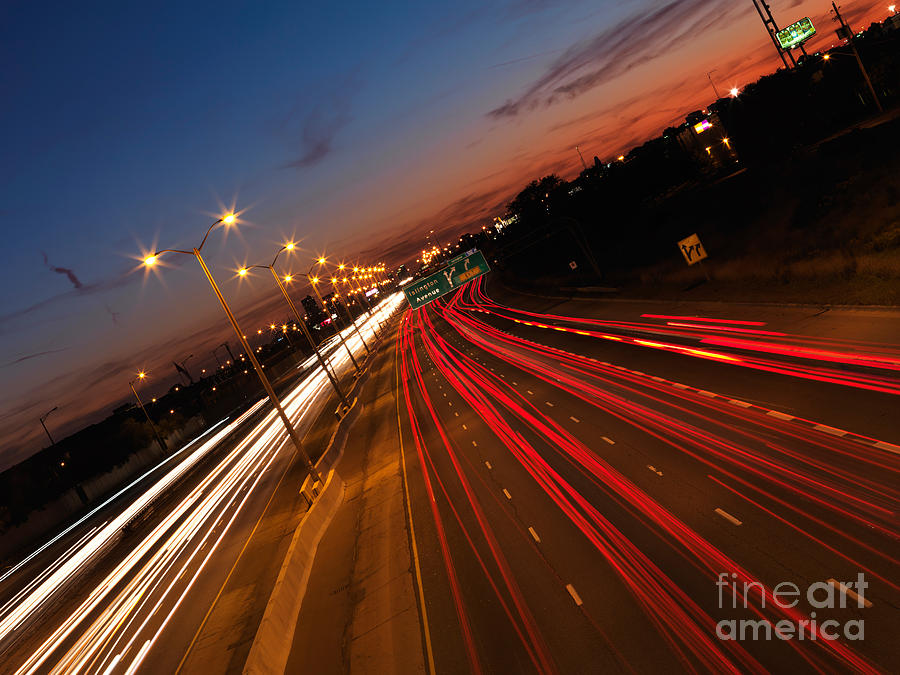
[0,0,884,468]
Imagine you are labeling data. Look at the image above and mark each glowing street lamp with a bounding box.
[129,371,167,453]
[730,87,740,97]
[237,247,351,410]
[143,213,321,484]
[301,258,366,367]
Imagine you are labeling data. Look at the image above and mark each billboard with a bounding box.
[693,119,712,134]
[777,17,816,50]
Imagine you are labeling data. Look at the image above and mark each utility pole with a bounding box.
[574,145,587,171]
[706,70,722,100]
[39,407,58,446]
[832,2,883,113]
[750,0,795,69]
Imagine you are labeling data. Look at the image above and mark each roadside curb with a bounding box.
[242,468,344,675]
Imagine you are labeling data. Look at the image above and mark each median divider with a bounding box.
[243,310,397,675]
[243,467,344,675]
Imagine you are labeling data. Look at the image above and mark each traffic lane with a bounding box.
[3,372,336,673]
[430,309,898,671]
[488,280,900,346]
[440,308,900,602]
[402,323,641,673]
[464,303,900,445]
[408,310,843,673]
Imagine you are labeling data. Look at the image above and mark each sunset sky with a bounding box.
[0,0,890,469]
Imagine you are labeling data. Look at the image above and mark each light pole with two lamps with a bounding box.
[143,213,321,485]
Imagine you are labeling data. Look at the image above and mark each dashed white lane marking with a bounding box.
[442,393,447,397]
[448,402,453,407]
[512,381,518,386]
[766,410,793,421]
[454,412,459,417]
[472,441,478,447]
[569,416,580,423]
[502,489,512,500]
[528,527,541,543]
[729,399,753,408]
[697,390,716,398]
[715,508,743,526]
[601,436,615,445]
[485,461,492,469]
[672,383,689,389]
[565,584,583,606]
[828,579,873,608]
[462,424,467,430]
[814,424,847,437]
[873,441,900,455]
[545,401,555,407]
[647,465,663,476]
[527,390,534,395]
[651,376,664,382]
[500,373,505,378]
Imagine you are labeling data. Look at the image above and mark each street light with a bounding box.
[129,372,168,453]
[301,258,368,368]
[315,259,373,353]
[143,213,321,484]
[730,87,740,97]
[237,243,351,409]
[39,406,58,446]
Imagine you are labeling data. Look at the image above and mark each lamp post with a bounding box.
[327,275,371,353]
[143,213,321,484]
[351,266,386,334]
[238,244,351,410]
[39,406,58,446]
[129,372,168,453]
[300,259,365,370]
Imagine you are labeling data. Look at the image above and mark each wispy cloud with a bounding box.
[42,251,83,289]
[487,0,743,119]
[1,348,69,369]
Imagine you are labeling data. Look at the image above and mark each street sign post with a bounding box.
[403,249,490,310]
[678,233,710,281]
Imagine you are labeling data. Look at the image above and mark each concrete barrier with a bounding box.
[243,468,344,675]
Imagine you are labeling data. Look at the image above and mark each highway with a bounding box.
[0,295,402,675]
[392,278,899,673]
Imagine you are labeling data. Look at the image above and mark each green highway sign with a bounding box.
[403,249,491,310]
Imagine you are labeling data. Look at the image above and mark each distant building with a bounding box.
[674,110,737,169]
[301,295,326,326]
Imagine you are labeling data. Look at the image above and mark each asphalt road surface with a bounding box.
[391,277,899,674]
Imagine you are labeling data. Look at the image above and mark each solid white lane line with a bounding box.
[715,508,743,526]
[502,489,512,500]
[828,579,873,608]
[569,416,580,423]
[565,584,583,606]
[528,527,541,543]
[601,436,615,445]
